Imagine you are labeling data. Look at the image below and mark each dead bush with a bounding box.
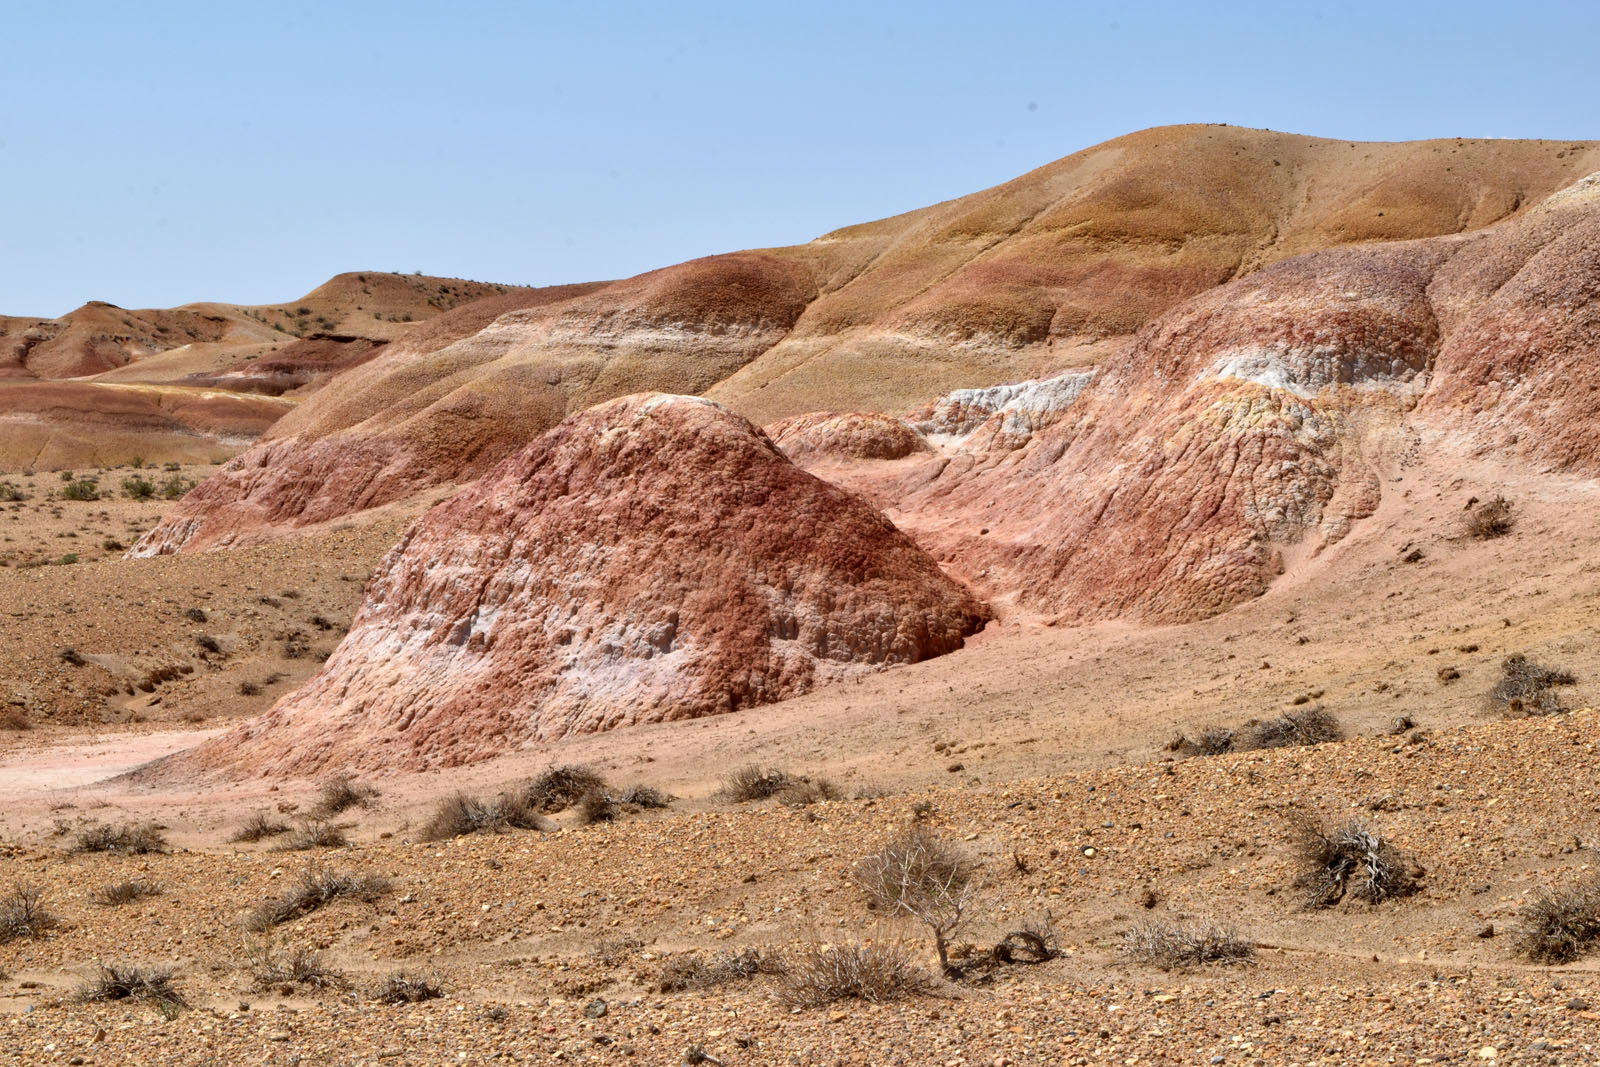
[1488,654,1577,718]
[1246,706,1343,750]
[778,942,930,1008]
[370,971,444,1003]
[0,885,59,942]
[1464,495,1515,540]
[311,775,378,816]
[277,818,350,851]
[718,765,795,802]
[524,765,608,813]
[1167,726,1235,757]
[614,784,673,809]
[0,706,29,731]
[575,789,617,825]
[249,944,348,991]
[1291,816,1418,908]
[1122,919,1255,969]
[656,948,781,992]
[854,825,978,974]
[230,811,291,843]
[419,792,549,841]
[92,880,164,907]
[80,963,188,1012]
[1514,878,1600,963]
[776,777,843,807]
[72,821,168,855]
[246,866,391,931]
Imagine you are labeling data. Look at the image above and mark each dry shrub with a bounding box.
[277,818,349,851]
[718,765,794,802]
[1514,879,1600,963]
[230,811,292,843]
[656,948,781,992]
[778,942,930,1008]
[777,777,843,807]
[420,792,549,841]
[249,945,347,991]
[575,789,617,825]
[1168,726,1235,757]
[1489,654,1577,718]
[1291,816,1418,908]
[246,866,391,931]
[312,775,378,816]
[524,765,608,813]
[1464,495,1515,539]
[1247,706,1343,750]
[1122,920,1255,969]
[0,706,29,732]
[854,826,978,974]
[92,880,164,907]
[0,885,59,942]
[614,784,673,809]
[80,963,188,1012]
[72,821,168,855]
[370,971,444,1003]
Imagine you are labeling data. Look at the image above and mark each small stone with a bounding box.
[267,1030,293,1042]
[1477,1047,1497,1060]
[1567,997,1591,1011]
[584,998,608,1019]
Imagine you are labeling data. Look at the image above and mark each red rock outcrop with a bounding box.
[160,394,988,777]
[767,411,929,461]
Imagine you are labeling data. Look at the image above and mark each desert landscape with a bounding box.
[5,121,1600,1066]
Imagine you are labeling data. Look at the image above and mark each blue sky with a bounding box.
[4,0,1598,316]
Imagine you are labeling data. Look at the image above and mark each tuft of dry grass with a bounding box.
[1246,706,1343,750]
[72,821,168,855]
[614,784,673,809]
[524,765,608,813]
[79,963,188,1012]
[276,818,350,851]
[1122,919,1255,969]
[370,971,444,1003]
[1464,495,1515,540]
[1514,879,1600,963]
[0,885,59,942]
[246,866,391,932]
[92,880,164,907]
[777,942,930,1008]
[718,765,795,802]
[1169,726,1235,757]
[656,948,782,992]
[1489,654,1577,718]
[776,777,843,807]
[311,775,379,817]
[230,811,292,843]
[419,792,550,841]
[249,945,348,991]
[575,788,618,825]
[1291,816,1419,908]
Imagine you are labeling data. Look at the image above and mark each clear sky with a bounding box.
[5,0,1598,316]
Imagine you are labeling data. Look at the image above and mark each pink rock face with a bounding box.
[165,394,988,777]
[766,411,929,461]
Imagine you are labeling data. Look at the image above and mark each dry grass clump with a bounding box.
[1122,920,1255,969]
[92,879,164,907]
[776,777,844,807]
[72,821,168,855]
[419,792,550,840]
[854,826,977,974]
[1291,816,1418,908]
[0,885,59,942]
[614,784,673,809]
[230,811,292,843]
[277,818,350,851]
[1464,495,1515,539]
[719,765,795,802]
[575,789,617,825]
[656,948,782,992]
[80,963,188,1012]
[1167,726,1235,757]
[370,971,444,1003]
[0,706,30,731]
[311,775,379,817]
[778,942,931,1008]
[249,945,348,991]
[246,866,391,932]
[524,765,608,813]
[1514,879,1600,963]
[1247,706,1344,749]
[1489,654,1577,717]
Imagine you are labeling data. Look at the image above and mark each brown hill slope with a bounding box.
[151,394,988,777]
[135,125,1600,554]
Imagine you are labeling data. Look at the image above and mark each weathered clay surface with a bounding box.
[766,411,929,461]
[162,394,988,776]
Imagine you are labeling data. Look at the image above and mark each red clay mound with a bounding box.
[159,394,988,777]
[767,411,929,461]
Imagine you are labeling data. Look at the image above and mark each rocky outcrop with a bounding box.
[766,411,929,461]
[160,394,988,777]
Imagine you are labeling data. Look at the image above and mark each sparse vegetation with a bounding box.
[419,792,549,840]
[59,478,100,501]
[278,818,350,851]
[230,811,292,843]
[0,481,24,502]
[576,788,617,825]
[718,765,795,802]
[1464,494,1515,539]
[525,765,608,813]
[776,777,843,807]
[1488,654,1577,717]
[854,826,978,974]
[657,948,782,992]
[1291,816,1418,908]
[80,963,188,1012]
[246,866,391,931]
[370,971,444,1003]
[249,944,348,991]
[312,774,379,816]
[1170,706,1343,757]
[0,706,32,731]
[72,821,168,855]
[1122,919,1255,969]
[778,942,930,1008]
[92,879,164,906]
[1514,878,1600,963]
[121,475,156,501]
[614,784,673,809]
[0,885,59,942]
